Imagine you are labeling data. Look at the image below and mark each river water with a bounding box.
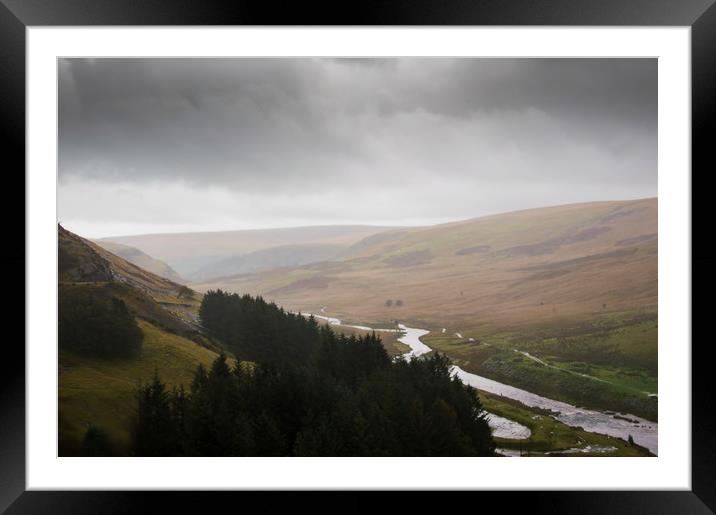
[305,312,658,454]
[396,323,658,455]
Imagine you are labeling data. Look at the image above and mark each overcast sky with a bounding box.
[58,58,657,238]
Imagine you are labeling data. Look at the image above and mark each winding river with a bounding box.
[307,313,658,454]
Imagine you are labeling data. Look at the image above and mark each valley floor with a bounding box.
[422,312,657,422]
[310,310,657,457]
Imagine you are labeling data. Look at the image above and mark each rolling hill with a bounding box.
[92,239,183,282]
[189,243,346,281]
[58,225,223,455]
[100,225,400,278]
[192,198,657,333]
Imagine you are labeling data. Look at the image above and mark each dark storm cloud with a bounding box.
[57,58,656,237]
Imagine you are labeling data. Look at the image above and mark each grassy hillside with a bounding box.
[93,240,183,282]
[102,225,400,277]
[59,319,223,455]
[195,199,656,332]
[58,225,225,455]
[60,224,204,329]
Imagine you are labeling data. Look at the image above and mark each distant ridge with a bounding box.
[101,224,401,277]
[193,198,658,336]
[93,239,184,282]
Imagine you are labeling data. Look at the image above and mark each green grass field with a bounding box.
[540,359,657,395]
[509,312,658,374]
[59,319,223,455]
[425,312,658,421]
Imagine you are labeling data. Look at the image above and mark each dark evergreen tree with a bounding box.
[132,369,180,456]
[59,286,142,358]
[81,425,114,456]
[131,291,496,457]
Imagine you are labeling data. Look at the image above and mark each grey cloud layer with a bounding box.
[58,58,656,235]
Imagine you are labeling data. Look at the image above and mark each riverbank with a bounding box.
[425,335,657,421]
[422,314,658,422]
[308,311,657,456]
[481,391,653,457]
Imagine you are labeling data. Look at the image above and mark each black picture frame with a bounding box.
[3,1,714,512]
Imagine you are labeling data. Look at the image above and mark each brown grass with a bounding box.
[193,199,657,339]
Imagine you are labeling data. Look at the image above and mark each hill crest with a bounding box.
[191,198,658,334]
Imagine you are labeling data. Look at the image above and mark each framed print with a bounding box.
[4,0,715,512]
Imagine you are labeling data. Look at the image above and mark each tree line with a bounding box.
[130,289,495,456]
[59,285,143,359]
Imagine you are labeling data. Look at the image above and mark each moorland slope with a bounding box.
[58,225,222,455]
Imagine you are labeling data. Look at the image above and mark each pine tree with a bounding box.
[133,294,496,457]
[81,425,114,456]
[132,368,178,456]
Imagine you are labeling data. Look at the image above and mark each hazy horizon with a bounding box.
[65,195,656,240]
[59,58,657,239]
